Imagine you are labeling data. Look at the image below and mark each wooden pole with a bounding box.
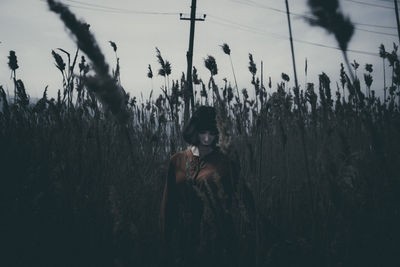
[180,1,206,123]
[181,0,205,124]
[394,0,400,44]
[285,0,299,90]
[261,60,264,89]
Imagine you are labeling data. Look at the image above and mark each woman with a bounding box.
[160,106,240,267]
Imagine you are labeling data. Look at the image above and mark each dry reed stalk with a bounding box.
[47,0,128,123]
[306,0,355,82]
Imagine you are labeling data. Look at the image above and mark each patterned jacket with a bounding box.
[160,146,240,266]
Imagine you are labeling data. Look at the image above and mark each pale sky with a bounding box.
[0,0,398,100]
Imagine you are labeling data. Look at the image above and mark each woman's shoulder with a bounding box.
[169,147,233,165]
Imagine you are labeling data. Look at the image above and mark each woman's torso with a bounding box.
[169,147,237,266]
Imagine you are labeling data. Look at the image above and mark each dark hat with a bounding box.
[183,106,219,145]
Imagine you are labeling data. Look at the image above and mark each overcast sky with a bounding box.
[0,0,398,100]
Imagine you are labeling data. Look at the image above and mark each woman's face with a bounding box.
[198,130,216,146]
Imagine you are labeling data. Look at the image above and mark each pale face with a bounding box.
[198,130,216,146]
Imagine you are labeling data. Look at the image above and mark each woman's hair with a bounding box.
[183,106,219,146]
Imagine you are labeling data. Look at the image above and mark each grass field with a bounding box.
[1,1,400,266]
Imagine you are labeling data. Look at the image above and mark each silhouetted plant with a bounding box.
[306,0,355,81]
[364,64,373,97]
[155,47,172,92]
[221,43,240,104]
[109,41,120,84]
[147,64,154,90]
[8,50,19,102]
[379,44,387,100]
[204,55,220,104]
[47,0,128,122]
[2,13,400,267]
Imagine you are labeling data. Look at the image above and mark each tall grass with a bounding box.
[306,0,355,82]
[1,3,400,265]
[46,0,128,123]
[1,41,400,266]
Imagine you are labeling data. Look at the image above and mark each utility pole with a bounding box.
[284,0,299,90]
[180,0,206,124]
[261,60,264,106]
[261,61,264,89]
[394,0,400,44]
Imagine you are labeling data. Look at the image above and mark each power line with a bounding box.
[232,0,397,30]
[347,0,394,6]
[39,0,179,15]
[232,0,287,14]
[354,22,396,30]
[212,18,378,57]
[63,0,179,15]
[48,0,398,32]
[208,14,378,57]
[40,1,125,14]
[355,27,398,37]
[207,14,289,40]
[207,18,289,43]
[63,0,139,12]
[230,0,397,37]
[343,0,394,9]
[40,0,384,57]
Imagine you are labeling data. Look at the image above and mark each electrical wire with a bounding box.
[232,0,397,30]
[354,27,398,37]
[63,0,179,15]
[354,22,397,30]
[207,14,289,40]
[208,14,378,57]
[48,0,399,33]
[40,0,384,57]
[39,0,179,16]
[343,0,394,9]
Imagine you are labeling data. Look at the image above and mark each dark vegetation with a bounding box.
[1,0,400,266]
